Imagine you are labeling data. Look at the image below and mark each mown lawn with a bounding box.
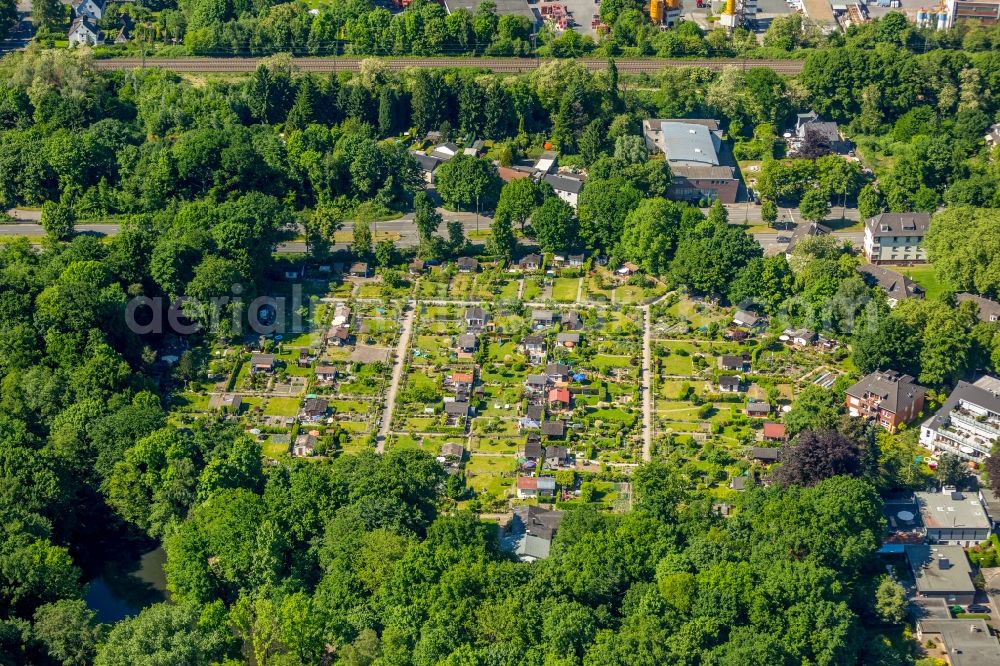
[895,264,946,300]
[552,278,579,303]
[264,397,301,416]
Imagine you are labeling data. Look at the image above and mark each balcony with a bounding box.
[933,423,994,459]
[951,410,1000,439]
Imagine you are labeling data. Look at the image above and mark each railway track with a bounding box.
[91,56,805,75]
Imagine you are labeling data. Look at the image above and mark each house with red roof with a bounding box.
[762,422,787,443]
[548,388,570,410]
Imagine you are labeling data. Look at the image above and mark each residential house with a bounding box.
[548,388,571,410]
[986,122,1000,149]
[444,401,470,419]
[438,442,465,473]
[440,442,465,461]
[719,376,742,393]
[430,142,460,160]
[863,212,930,265]
[729,476,748,491]
[541,420,565,439]
[293,434,317,457]
[519,253,543,271]
[746,401,771,418]
[845,370,927,432]
[617,262,640,277]
[456,257,479,273]
[786,328,817,347]
[980,487,1000,531]
[516,476,557,499]
[68,16,101,46]
[750,446,780,463]
[641,119,739,204]
[568,254,585,267]
[525,374,548,394]
[719,354,751,372]
[546,363,571,383]
[556,332,580,348]
[915,488,991,546]
[793,112,851,154]
[315,365,337,383]
[250,354,276,374]
[544,445,571,468]
[210,394,242,414]
[331,303,351,326]
[915,616,1000,666]
[72,0,105,21]
[498,166,533,182]
[732,310,764,329]
[504,505,563,561]
[534,151,558,174]
[301,398,329,420]
[563,311,583,330]
[409,259,426,275]
[958,293,1000,323]
[762,422,787,443]
[449,371,474,395]
[532,310,556,329]
[327,326,351,346]
[456,333,478,355]
[522,335,545,364]
[463,140,485,156]
[465,307,488,330]
[858,264,925,307]
[543,174,584,210]
[349,262,370,278]
[412,153,441,184]
[919,375,1000,463]
[113,20,131,44]
[521,405,544,430]
[907,544,977,606]
[785,221,833,256]
[523,439,544,461]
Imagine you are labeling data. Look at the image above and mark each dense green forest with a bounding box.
[2,18,1000,661]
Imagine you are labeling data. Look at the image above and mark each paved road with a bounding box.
[376,302,414,451]
[1,209,864,258]
[0,223,120,236]
[91,56,806,75]
[0,1,34,55]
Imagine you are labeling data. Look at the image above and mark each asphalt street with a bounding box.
[3,205,865,255]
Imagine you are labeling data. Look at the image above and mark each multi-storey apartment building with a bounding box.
[920,376,1000,463]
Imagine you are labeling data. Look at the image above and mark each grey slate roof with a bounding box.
[923,379,1000,435]
[445,401,469,416]
[866,212,930,237]
[543,174,584,194]
[541,420,565,437]
[857,264,925,301]
[845,370,926,414]
[958,293,1000,322]
[719,376,741,389]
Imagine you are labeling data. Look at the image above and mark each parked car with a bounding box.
[776,236,791,243]
[967,604,991,614]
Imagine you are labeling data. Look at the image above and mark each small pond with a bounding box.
[84,546,168,623]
